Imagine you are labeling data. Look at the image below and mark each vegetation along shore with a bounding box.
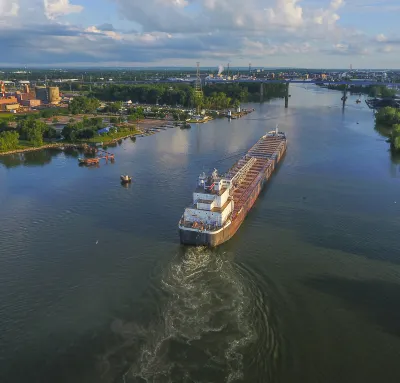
[0,83,285,155]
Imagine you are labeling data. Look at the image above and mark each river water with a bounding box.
[1,85,400,383]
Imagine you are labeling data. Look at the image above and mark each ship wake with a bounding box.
[113,247,280,383]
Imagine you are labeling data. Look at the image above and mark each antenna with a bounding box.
[194,62,203,114]
[195,62,202,92]
[275,124,279,135]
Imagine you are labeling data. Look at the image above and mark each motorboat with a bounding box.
[120,175,132,183]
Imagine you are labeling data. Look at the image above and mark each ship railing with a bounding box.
[180,219,223,232]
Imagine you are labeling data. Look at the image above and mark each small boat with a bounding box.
[120,175,132,183]
[356,98,361,104]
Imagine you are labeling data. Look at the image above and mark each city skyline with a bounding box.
[0,0,399,68]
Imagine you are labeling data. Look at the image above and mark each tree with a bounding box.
[69,96,100,114]
[77,128,95,139]
[82,116,90,127]
[89,117,103,127]
[394,136,400,151]
[0,131,19,151]
[62,123,79,141]
[28,123,45,147]
[52,117,59,124]
[17,119,47,146]
[44,126,57,139]
[0,120,9,130]
[370,86,397,98]
[128,114,138,122]
[375,107,400,126]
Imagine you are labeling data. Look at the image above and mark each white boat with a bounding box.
[120,175,132,183]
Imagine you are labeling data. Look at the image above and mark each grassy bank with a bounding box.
[0,130,141,155]
[83,129,140,143]
[0,113,14,120]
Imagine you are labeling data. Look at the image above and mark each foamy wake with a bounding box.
[122,247,258,383]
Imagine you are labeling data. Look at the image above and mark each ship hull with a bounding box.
[180,139,287,247]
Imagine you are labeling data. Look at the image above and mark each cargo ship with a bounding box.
[179,127,287,246]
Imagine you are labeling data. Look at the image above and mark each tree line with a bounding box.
[0,118,56,151]
[375,106,400,151]
[325,84,397,98]
[89,83,286,109]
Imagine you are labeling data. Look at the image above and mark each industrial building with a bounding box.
[21,99,41,107]
[0,81,42,112]
[34,86,60,104]
[48,87,60,104]
[35,86,49,104]
[0,97,20,112]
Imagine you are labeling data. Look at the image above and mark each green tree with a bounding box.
[77,128,95,139]
[375,107,400,126]
[394,136,400,151]
[0,131,19,151]
[69,96,100,114]
[82,116,90,127]
[17,119,47,146]
[44,126,57,139]
[28,122,45,147]
[62,123,78,141]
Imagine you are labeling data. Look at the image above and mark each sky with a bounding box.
[0,0,399,68]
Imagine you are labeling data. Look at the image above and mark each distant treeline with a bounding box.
[323,84,397,98]
[89,83,287,109]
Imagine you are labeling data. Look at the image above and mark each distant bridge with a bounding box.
[63,79,394,87]
[206,79,393,86]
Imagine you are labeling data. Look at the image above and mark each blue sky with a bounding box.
[0,0,399,68]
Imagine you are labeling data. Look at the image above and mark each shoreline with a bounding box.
[0,132,140,157]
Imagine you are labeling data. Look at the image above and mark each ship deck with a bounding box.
[227,136,285,218]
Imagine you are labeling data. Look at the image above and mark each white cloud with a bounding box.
[85,25,122,40]
[313,0,344,25]
[0,0,398,67]
[0,0,19,17]
[44,0,83,20]
[376,33,387,42]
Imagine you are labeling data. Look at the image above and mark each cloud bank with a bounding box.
[0,0,398,67]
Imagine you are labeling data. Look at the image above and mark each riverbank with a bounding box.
[0,118,173,156]
[0,131,142,157]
